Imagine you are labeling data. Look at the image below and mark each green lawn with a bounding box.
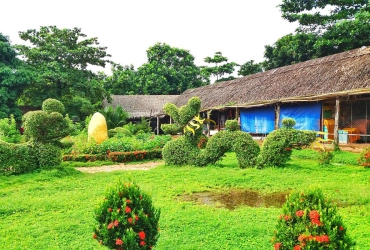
[0,151,369,249]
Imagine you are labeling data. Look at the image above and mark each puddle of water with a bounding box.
[180,189,289,210]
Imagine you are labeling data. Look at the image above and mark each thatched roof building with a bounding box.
[175,46,370,111]
[105,95,179,118]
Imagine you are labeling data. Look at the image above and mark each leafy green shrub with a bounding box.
[102,106,129,130]
[358,147,370,167]
[108,149,162,163]
[258,128,316,168]
[160,124,182,135]
[23,111,70,142]
[108,127,133,138]
[272,186,354,249]
[318,150,334,165]
[162,136,200,165]
[93,179,160,249]
[0,115,22,143]
[225,119,239,131]
[282,117,296,129]
[0,141,37,175]
[42,98,65,114]
[29,142,62,169]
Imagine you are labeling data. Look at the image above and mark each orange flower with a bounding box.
[116,238,123,246]
[138,231,146,240]
[295,210,304,217]
[274,242,282,250]
[113,220,119,227]
[140,241,146,246]
[125,206,131,213]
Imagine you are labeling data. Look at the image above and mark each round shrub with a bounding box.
[23,111,70,142]
[225,119,239,131]
[42,98,65,114]
[282,118,296,129]
[93,179,160,249]
[272,186,355,249]
[162,136,200,165]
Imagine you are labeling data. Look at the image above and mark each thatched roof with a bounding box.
[175,46,370,111]
[105,95,179,118]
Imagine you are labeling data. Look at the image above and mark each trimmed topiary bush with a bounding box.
[257,123,316,168]
[225,119,240,131]
[23,111,70,143]
[272,186,355,250]
[93,179,160,249]
[162,136,201,165]
[160,124,182,135]
[29,142,62,169]
[42,98,65,114]
[0,141,37,175]
[195,130,260,168]
[281,117,296,129]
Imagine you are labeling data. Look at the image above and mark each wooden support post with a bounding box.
[275,103,281,130]
[156,116,160,135]
[334,98,340,144]
[207,110,211,137]
[236,107,240,130]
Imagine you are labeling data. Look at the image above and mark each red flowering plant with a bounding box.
[357,147,370,167]
[93,179,160,249]
[271,186,354,249]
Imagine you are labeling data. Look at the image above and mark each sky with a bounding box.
[1,0,298,73]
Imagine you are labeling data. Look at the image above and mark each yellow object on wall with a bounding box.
[88,112,108,143]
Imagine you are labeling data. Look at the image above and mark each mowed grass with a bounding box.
[0,151,369,249]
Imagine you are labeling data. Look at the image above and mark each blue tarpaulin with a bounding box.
[279,102,322,131]
[240,106,275,133]
[240,102,322,134]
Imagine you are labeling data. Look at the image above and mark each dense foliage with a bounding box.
[0,33,33,120]
[0,115,22,143]
[272,186,354,249]
[102,106,129,130]
[136,43,205,94]
[263,1,370,70]
[16,26,111,119]
[94,179,160,249]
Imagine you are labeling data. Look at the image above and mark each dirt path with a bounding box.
[75,161,163,173]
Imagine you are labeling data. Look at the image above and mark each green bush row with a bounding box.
[63,149,162,163]
[0,140,62,175]
[81,134,171,155]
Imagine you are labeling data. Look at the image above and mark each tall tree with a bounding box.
[238,60,263,76]
[15,26,111,119]
[0,33,33,120]
[280,0,370,33]
[137,43,205,95]
[263,33,318,70]
[104,63,137,95]
[262,1,370,69]
[202,52,238,82]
